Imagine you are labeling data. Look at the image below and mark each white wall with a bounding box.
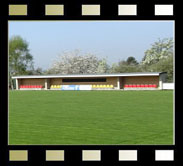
[163,83,174,90]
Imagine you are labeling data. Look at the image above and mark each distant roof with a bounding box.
[12,72,166,79]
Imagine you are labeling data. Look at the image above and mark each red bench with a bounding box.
[123,84,157,89]
[20,85,43,89]
[152,84,157,88]
[124,84,128,88]
[144,84,148,88]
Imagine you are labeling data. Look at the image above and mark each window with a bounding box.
[62,78,106,82]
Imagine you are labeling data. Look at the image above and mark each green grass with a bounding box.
[9,90,173,145]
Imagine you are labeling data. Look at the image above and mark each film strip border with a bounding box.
[1,0,180,166]
[8,149,175,162]
[8,4,174,16]
[3,0,175,19]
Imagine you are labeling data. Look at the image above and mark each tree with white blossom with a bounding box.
[47,50,109,74]
[141,38,173,65]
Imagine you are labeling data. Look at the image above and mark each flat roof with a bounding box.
[12,72,166,79]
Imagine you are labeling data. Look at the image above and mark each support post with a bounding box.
[15,79,18,90]
[45,79,48,90]
[117,77,120,90]
[159,79,163,90]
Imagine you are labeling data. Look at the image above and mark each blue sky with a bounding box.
[9,21,174,70]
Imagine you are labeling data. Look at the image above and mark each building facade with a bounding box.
[12,72,167,90]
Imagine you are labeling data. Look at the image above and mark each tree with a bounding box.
[110,57,141,73]
[96,58,110,73]
[47,50,109,74]
[26,67,45,75]
[9,36,34,89]
[142,38,173,65]
[141,38,174,82]
[148,56,173,82]
[126,56,138,65]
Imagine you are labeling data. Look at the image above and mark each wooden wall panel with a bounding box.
[123,76,159,85]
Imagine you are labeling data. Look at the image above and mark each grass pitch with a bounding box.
[9,90,173,145]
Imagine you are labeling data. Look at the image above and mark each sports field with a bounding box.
[9,90,173,145]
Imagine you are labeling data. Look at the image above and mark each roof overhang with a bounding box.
[12,72,166,79]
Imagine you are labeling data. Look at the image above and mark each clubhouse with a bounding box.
[12,72,167,90]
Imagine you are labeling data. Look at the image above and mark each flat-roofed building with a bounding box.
[12,72,167,90]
